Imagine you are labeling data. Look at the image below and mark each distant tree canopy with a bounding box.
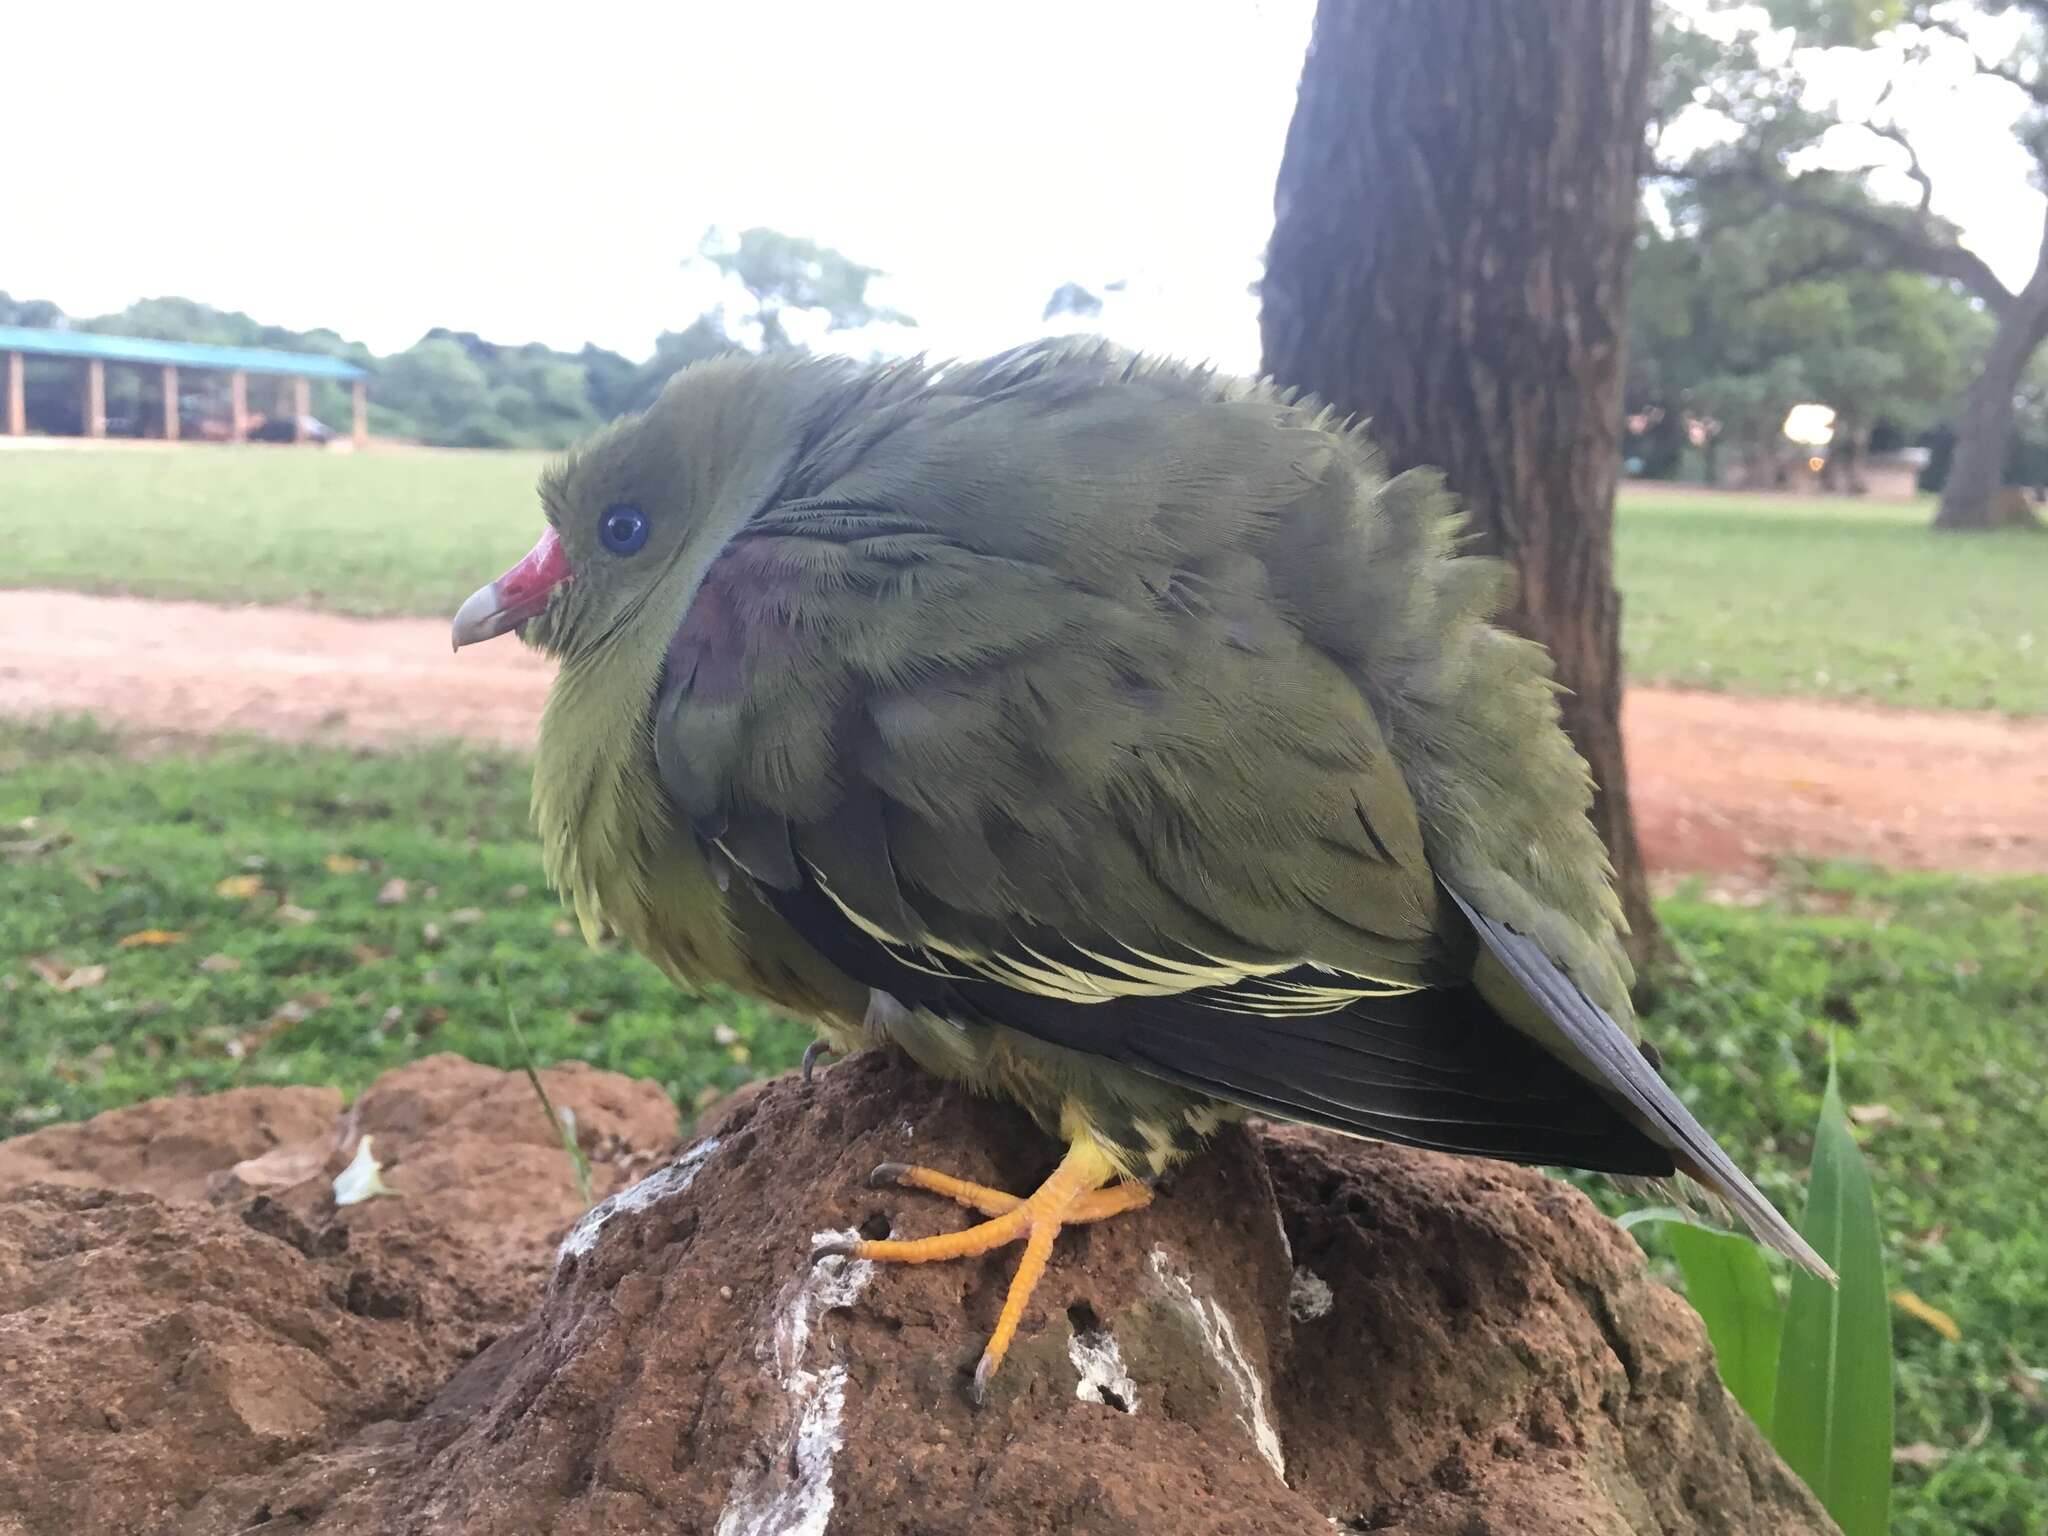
[1624,200,1988,486]
[696,227,914,351]
[1651,1,2048,525]
[1042,282,1105,321]
[0,226,912,450]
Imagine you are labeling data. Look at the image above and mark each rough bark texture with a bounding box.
[1937,297,2048,530]
[1261,0,1661,969]
[0,1052,1835,1536]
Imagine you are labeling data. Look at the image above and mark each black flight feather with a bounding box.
[1444,886,1833,1279]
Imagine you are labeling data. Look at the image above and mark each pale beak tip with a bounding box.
[450,580,512,652]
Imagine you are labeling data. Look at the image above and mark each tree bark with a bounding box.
[1261,0,1660,970]
[1936,300,2048,530]
[1835,421,1867,495]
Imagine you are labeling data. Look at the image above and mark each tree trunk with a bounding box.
[1260,0,1660,971]
[1739,435,1777,492]
[1937,301,2048,531]
[1839,421,1867,495]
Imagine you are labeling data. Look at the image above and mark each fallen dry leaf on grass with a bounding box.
[229,993,331,1058]
[214,874,265,899]
[197,952,242,973]
[2007,1347,2047,1419]
[376,878,410,906]
[0,821,72,859]
[324,853,367,875]
[28,957,107,991]
[117,929,186,949]
[1892,1443,1948,1469]
[1892,1290,1962,1341]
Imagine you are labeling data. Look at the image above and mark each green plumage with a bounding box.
[503,339,1823,1275]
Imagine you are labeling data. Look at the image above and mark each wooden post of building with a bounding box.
[292,377,310,442]
[351,379,367,447]
[84,359,106,438]
[230,371,249,442]
[5,352,23,436]
[162,364,180,441]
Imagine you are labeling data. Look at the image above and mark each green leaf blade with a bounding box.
[1668,1221,1784,1437]
[1773,1062,1894,1536]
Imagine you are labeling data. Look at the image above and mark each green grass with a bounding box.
[1619,865,2048,1536]
[3,719,2042,1531]
[0,718,808,1129]
[1616,491,2045,714]
[0,447,548,617]
[3,451,2043,712]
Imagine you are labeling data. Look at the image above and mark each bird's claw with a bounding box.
[970,1351,998,1407]
[810,1235,862,1266]
[866,1161,910,1190]
[801,1040,834,1083]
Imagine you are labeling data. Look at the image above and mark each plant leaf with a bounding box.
[1615,1203,1699,1232]
[1669,1221,1785,1437]
[504,997,594,1207]
[1773,1056,1894,1536]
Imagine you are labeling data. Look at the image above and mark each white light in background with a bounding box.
[1783,403,1838,448]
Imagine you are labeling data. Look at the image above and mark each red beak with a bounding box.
[451,528,571,650]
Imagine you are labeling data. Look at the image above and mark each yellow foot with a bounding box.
[814,1139,1153,1402]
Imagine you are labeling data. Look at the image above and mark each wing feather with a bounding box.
[1448,888,1832,1277]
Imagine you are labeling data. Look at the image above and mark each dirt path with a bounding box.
[3,588,2043,879]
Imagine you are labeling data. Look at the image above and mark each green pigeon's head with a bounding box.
[450,353,844,663]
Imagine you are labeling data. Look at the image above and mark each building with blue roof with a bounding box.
[0,326,370,445]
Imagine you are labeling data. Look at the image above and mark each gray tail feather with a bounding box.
[1447,887,1835,1282]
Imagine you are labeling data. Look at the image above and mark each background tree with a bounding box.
[1626,205,1985,486]
[1,227,906,448]
[694,227,914,352]
[375,339,496,446]
[1667,0,2048,528]
[1261,0,1661,969]
[1042,281,1105,320]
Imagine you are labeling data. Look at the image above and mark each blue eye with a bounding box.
[599,504,649,555]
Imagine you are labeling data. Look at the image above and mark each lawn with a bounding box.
[0,447,548,618]
[2,449,2043,713]
[0,718,807,1131]
[1615,489,2046,715]
[3,718,2043,1533]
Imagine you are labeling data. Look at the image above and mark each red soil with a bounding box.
[3,588,2041,879]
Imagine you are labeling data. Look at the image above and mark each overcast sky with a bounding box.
[7,2,2044,376]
